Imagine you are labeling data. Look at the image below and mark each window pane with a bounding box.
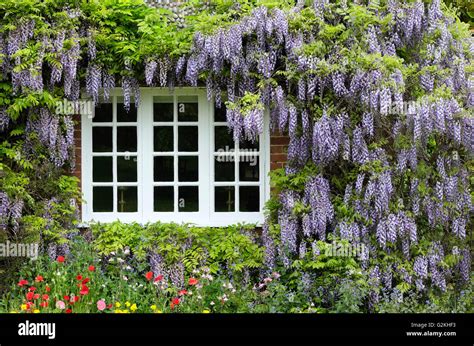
[214,126,234,151]
[93,103,112,122]
[93,187,113,212]
[117,97,137,122]
[239,186,259,212]
[177,96,198,122]
[154,156,174,182]
[93,157,112,182]
[178,186,199,212]
[117,126,137,152]
[214,104,227,122]
[117,186,137,212]
[154,126,174,152]
[154,186,174,212]
[240,138,259,150]
[178,126,198,151]
[239,157,259,181]
[215,159,234,182]
[154,96,174,122]
[215,186,235,212]
[117,156,137,182]
[93,127,112,152]
[178,156,198,182]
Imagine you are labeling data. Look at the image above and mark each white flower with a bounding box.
[110,252,116,256]
[210,301,215,306]
[117,258,125,263]
[231,289,236,293]
[123,276,128,281]
[123,248,130,255]
[197,295,202,300]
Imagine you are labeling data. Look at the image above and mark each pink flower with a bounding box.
[56,301,66,310]
[97,300,106,311]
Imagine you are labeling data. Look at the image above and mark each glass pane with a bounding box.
[117,156,137,182]
[214,126,234,151]
[240,138,259,150]
[154,126,174,152]
[154,156,174,182]
[93,187,113,212]
[117,126,137,152]
[154,96,174,122]
[154,186,174,212]
[93,103,112,122]
[178,186,199,212]
[239,157,259,181]
[177,96,198,122]
[93,157,112,182]
[178,126,198,151]
[214,103,227,122]
[93,127,112,152]
[215,159,234,182]
[117,97,137,122]
[239,186,259,212]
[117,186,138,212]
[178,156,198,182]
[215,186,235,212]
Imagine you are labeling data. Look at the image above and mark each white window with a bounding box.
[81,88,270,226]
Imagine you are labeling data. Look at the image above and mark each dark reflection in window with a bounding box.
[214,126,234,151]
[154,156,174,182]
[177,96,198,122]
[93,127,112,152]
[154,126,174,152]
[178,156,198,182]
[178,126,198,151]
[239,157,259,181]
[93,157,113,182]
[178,186,199,212]
[215,186,235,212]
[154,96,174,122]
[154,186,174,212]
[215,159,234,182]
[117,126,137,152]
[239,186,259,212]
[117,99,137,122]
[93,103,112,122]
[117,186,138,212]
[93,187,113,212]
[117,156,137,182]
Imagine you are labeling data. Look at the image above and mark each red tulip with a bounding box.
[76,275,83,280]
[17,279,28,287]
[28,286,36,292]
[188,278,198,286]
[65,309,72,314]
[145,271,153,281]
[26,292,34,301]
[42,294,49,301]
[154,274,164,282]
[172,297,180,305]
[88,265,95,272]
[178,289,187,296]
[79,285,89,295]
[57,256,65,263]
[35,275,44,283]
[64,295,70,301]
[40,301,48,308]
[82,278,90,284]
[45,286,51,292]
[33,294,40,300]
[74,296,80,302]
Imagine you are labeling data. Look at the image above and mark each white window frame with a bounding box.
[82,87,270,226]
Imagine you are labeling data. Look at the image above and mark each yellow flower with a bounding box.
[150,304,157,311]
[33,309,40,313]
[115,302,121,308]
[125,301,131,308]
[130,304,137,312]
[114,309,122,313]
[202,309,210,313]
[21,304,27,311]
[155,310,162,314]
[10,310,18,313]
[122,309,130,313]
